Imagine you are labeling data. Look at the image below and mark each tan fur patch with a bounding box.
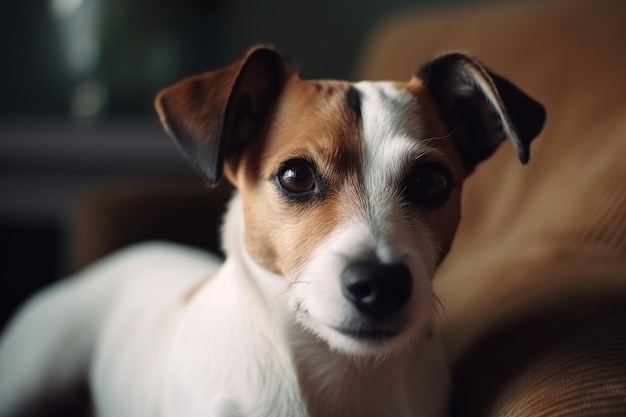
[227,79,365,278]
[181,277,209,304]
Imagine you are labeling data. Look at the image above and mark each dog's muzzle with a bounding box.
[340,261,412,319]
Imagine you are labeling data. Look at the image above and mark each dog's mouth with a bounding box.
[333,327,400,343]
[330,323,405,344]
[302,311,421,355]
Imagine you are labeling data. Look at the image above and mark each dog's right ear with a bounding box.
[155,46,294,186]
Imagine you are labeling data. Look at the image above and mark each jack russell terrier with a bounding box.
[0,46,544,417]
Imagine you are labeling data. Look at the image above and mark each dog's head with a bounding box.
[155,46,545,356]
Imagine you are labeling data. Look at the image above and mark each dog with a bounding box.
[0,46,545,417]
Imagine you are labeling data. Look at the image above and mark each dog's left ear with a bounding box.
[418,53,546,174]
[155,46,294,186]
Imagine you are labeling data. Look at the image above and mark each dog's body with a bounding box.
[0,47,545,417]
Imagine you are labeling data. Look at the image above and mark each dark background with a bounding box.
[0,0,504,330]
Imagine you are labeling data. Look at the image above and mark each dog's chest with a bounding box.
[159,262,307,417]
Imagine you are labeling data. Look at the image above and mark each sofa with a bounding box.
[71,0,626,415]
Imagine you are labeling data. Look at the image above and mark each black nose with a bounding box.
[340,261,412,319]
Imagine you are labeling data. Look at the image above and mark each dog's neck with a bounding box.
[285,321,449,417]
[221,193,288,318]
[219,194,448,417]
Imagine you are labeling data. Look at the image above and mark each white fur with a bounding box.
[0,242,222,416]
[0,82,449,417]
[290,82,440,356]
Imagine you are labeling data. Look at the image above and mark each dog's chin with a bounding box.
[309,319,421,357]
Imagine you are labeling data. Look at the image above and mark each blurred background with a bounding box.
[0,0,507,329]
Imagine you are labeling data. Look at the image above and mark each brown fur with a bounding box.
[225,78,365,277]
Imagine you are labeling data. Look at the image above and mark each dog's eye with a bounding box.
[406,164,454,207]
[277,160,316,195]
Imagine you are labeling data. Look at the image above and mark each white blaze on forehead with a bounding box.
[289,83,438,353]
[352,81,426,259]
[353,82,425,199]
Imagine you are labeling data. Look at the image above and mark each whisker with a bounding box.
[432,293,445,319]
[372,352,390,369]
[421,130,454,144]
[278,279,310,299]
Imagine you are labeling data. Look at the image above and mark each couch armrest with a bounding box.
[452,296,626,416]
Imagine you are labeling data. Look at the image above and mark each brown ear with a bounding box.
[418,53,546,174]
[155,46,294,186]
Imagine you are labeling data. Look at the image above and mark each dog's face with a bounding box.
[155,46,545,356]
[229,78,465,355]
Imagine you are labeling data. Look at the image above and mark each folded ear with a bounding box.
[417,53,546,174]
[155,46,294,186]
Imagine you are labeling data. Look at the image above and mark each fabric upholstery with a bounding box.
[452,297,626,416]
